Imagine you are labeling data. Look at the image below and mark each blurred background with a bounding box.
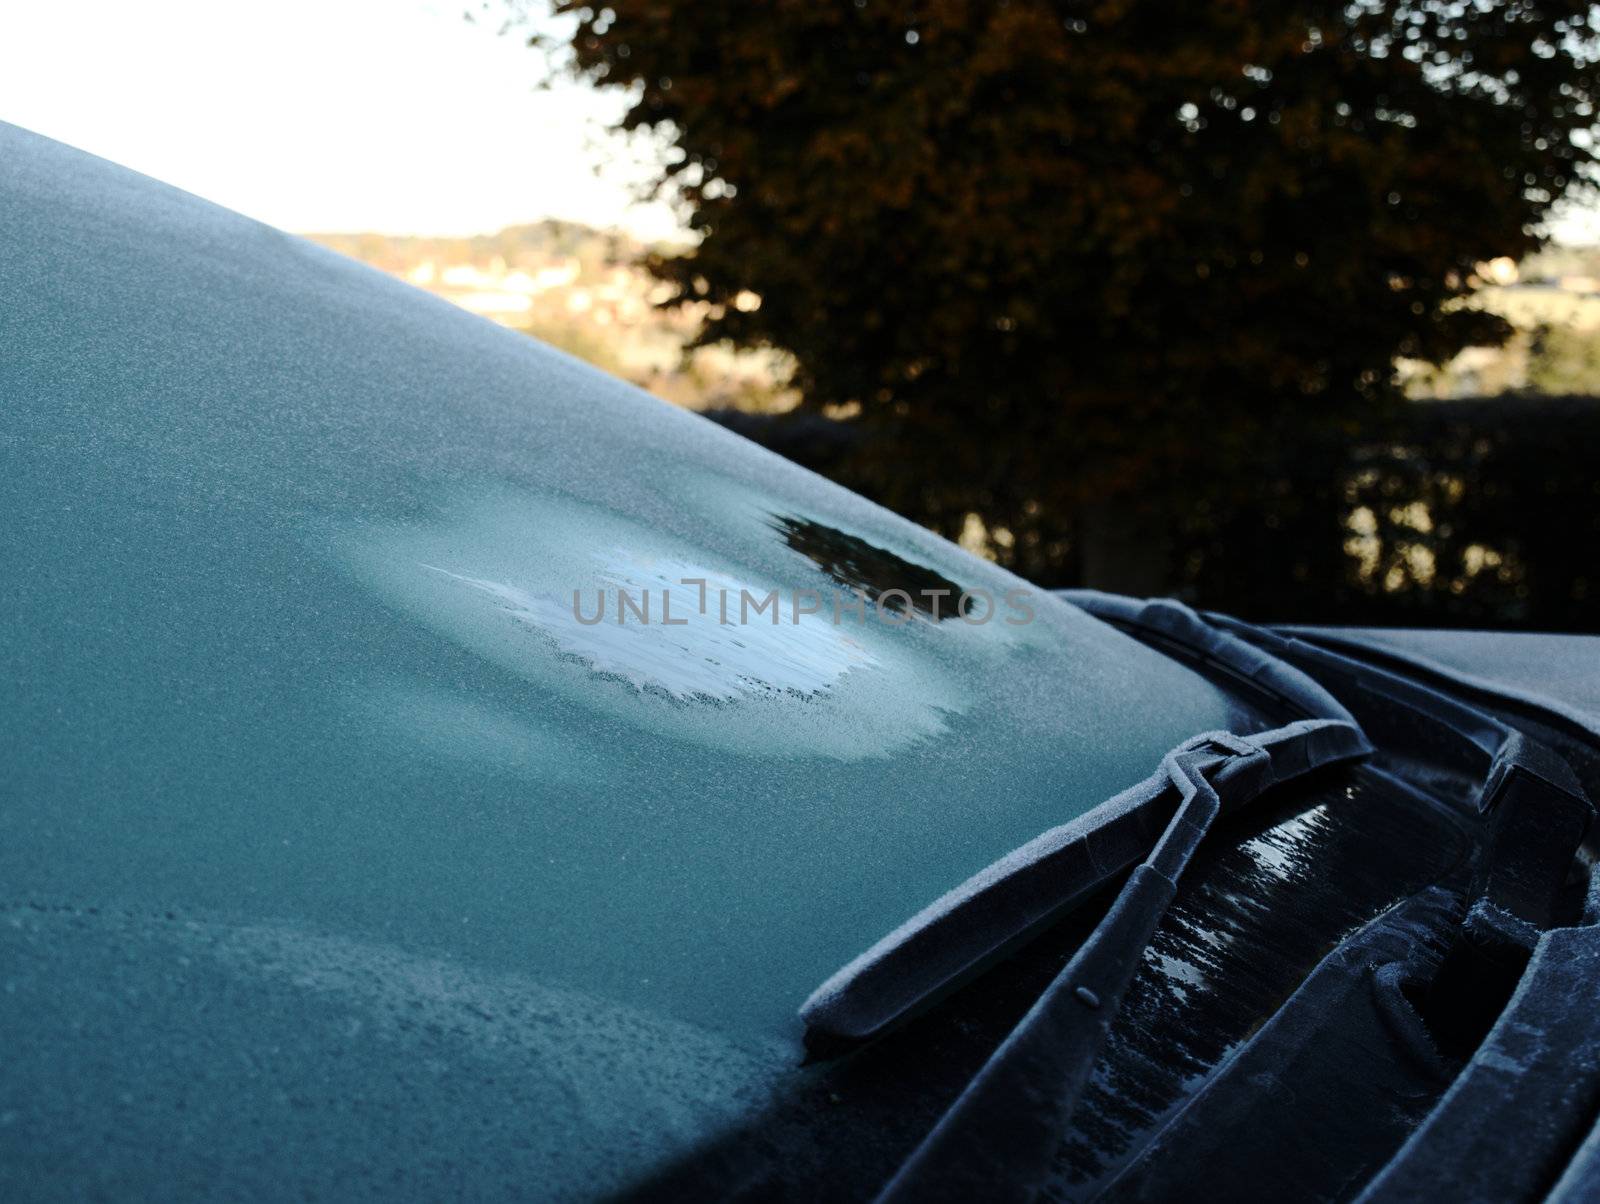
[5,1,1599,630]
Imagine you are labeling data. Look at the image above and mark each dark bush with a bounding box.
[712,394,1600,632]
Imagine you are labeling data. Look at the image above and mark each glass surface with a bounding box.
[0,122,1262,1197]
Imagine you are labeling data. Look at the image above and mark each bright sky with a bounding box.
[2,1,1597,244]
[0,0,683,239]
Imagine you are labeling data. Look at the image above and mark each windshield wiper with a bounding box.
[873,731,1276,1202]
[801,718,1371,1050]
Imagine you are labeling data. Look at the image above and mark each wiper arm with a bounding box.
[874,735,1261,1203]
[801,718,1371,1049]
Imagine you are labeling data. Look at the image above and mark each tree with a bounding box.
[518,0,1600,593]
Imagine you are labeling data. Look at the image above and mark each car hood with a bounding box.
[0,123,1258,1197]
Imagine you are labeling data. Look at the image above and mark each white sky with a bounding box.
[0,0,683,239]
[2,1,1597,245]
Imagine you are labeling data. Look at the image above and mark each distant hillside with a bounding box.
[303,223,793,413]
[304,220,659,277]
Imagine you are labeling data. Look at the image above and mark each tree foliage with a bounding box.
[524,0,1600,590]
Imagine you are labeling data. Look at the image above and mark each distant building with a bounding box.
[451,291,533,318]
[440,264,491,288]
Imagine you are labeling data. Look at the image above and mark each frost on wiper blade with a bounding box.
[874,726,1361,1203]
[800,719,1371,1049]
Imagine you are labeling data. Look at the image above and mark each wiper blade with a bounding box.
[871,732,1296,1202]
[800,718,1371,1049]
[1058,591,1360,725]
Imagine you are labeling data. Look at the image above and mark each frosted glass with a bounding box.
[0,122,1260,1196]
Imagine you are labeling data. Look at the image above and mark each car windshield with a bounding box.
[1,122,1269,1197]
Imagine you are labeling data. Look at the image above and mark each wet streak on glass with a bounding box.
[1049,767,1474,1197]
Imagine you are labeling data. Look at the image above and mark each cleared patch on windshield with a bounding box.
[421,551,876,703]
[333,488,970,758]
[769,514,977,620]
